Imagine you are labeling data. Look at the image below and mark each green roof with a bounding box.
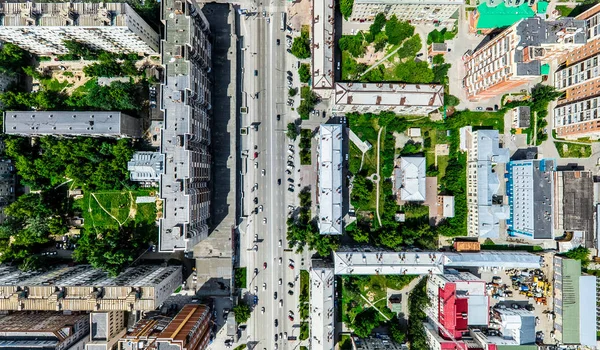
[560,259,581,344]
[537,1,548,14]
[476,2,536,29]
[540,64,550,75]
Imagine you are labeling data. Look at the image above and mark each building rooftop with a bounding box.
[318,124,343,235]
[312,0,334,89]
[559,171,594,245]
[355,0,462,4]
[333,251,542,275]
[4,111,140,137]
[91,313,108,340]
[334,83,444,109]
[396,157,426,202]
[514,17,587,76]
[0,2,135,27]
[514,106,531,128]
[506,159,554,239]
[310,266,335,350]
[475,2,535,29]
[492,308,536,345]
[128,152,165,182]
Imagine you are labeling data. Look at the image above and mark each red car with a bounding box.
[254,152,258,159]
[288,264,294,270]
[263,262,267,269]
[288,315,294,321]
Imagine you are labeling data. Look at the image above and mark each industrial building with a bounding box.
[0,311,90,350]
[118,304,211,350]
[553,170,594,248]
[460,127,509,238]
[394,156,426,202]
[348,0,462,24]
[317,124,344,235]
[333,83,444,115]
[0,265,181,311]
[0,2,159,55]
[158,0,212,252]
[553,256,597,346]
[3,111,142,138]
[309,263,335,350]
[86,311,126,350]
[311,0,334,90]
[505,159,555,240]
[463,17,586,101]
[127,152,165,184]
[333,251,542,275]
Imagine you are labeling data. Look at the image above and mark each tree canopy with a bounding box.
[0,43,29,76]
[291,27,311,59]
[394,60,433,83]
[233,301,252,324]
[5,136,134,191]
[339,34,366,58]
[370,13,387,36]
[352,308,381,338]
[298,63,311,83]
[397,34,422,59]
[385,15,415,45]
[340,0,354,19]
[563,246,590,268]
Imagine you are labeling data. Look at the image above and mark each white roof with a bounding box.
[318,125,343,235]
[399,157,426,201]
[442,196,455,218]
[333,251,541,275]
[312,0,335,89]
[310,267,335,350]
[335,83,444,108]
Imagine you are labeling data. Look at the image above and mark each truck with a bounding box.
[281,12,286,31]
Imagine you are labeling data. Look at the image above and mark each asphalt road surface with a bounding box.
[240,3,303,350]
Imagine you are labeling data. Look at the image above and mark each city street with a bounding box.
[238,4,306,349]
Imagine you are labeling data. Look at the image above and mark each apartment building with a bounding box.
[309,262,335,350]
[311,0,334,90]
[0,312,89,350]
[4,111,141,138]
[333,82,444,115]
[0,2,159,55]
[318,124,343,235]
[460,127,509,238]
[119,304,212,350]
[158,0,212,252]
[464,17,586,101]
[86,311,126,350]
[0,265,181,311]
[553,4,600,139]
[349,0,462,24]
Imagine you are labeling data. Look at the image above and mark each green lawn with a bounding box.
[78,189,157,230]
[436,155,449,181]
[555,142,592,158]
[556,5,573,16]
[460,110,505,131]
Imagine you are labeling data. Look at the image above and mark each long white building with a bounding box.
[311,0,334,89]
[349,0,462,24]
[333,82,443,115]
[318,124,343,235]
[0,2,159,55]
[310,265,335,350]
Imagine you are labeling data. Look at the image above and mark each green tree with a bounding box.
[350,175,373,208]
[397,34,422,59]
[388,316,406,344]
[287,122,299,140]
[340,0,354,19]
[373,34,388,52]
[339,35,366,57]
[352,308,380,338]
[291,28,311,59]
[563,246,590,268]
[445,94,460,107]
[370,13,387,36]
[298,63,311,83]
[289,87,298,97]
[385,15,414,45]
[432,54,445,65]
[394,60,433,83]
[233,302,252,324]
[0,43,28,76]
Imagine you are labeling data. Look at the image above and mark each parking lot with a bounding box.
[478,251,555,345]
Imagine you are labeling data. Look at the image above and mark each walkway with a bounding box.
[358,293,390,321]
[374,127,383,226]
[359,45,403,77]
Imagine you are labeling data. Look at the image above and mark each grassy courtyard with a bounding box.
[555,142,592,158]
[75,189,157,231]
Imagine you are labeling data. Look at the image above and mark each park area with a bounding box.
[75,189,158,231]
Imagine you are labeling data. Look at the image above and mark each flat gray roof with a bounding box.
[335,83,444,108]
[318,125,343,235]
[91,312,108,340]
[128,152,165,182]
[4,111,139,137]
[312,0,334,89]
[310,267,335,350]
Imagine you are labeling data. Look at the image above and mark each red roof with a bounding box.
[438,283,469,339]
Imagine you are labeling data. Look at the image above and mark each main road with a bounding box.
[239,2,302,350]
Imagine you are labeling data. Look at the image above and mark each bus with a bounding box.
[281,12,286,31]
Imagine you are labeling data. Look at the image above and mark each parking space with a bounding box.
[478,252,555,345]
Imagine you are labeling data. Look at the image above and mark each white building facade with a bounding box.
[0,2,159,55]
[349,0,462,24]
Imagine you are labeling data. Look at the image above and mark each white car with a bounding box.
[261,307,265,314]
[254,162,258,169]
[279,278,282,285]
[253,245,258,251]
[254,286,258,293]
[263,283,267,291]
[263,218,267,224]
[279,299,283,307]
[278,239,282,247]
[261,169,266,176]
[258,205,263,212]
[278,257,282,265]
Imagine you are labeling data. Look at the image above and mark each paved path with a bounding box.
[359,45,403,77]
[358,293,390,321]
[375,127,384,226]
